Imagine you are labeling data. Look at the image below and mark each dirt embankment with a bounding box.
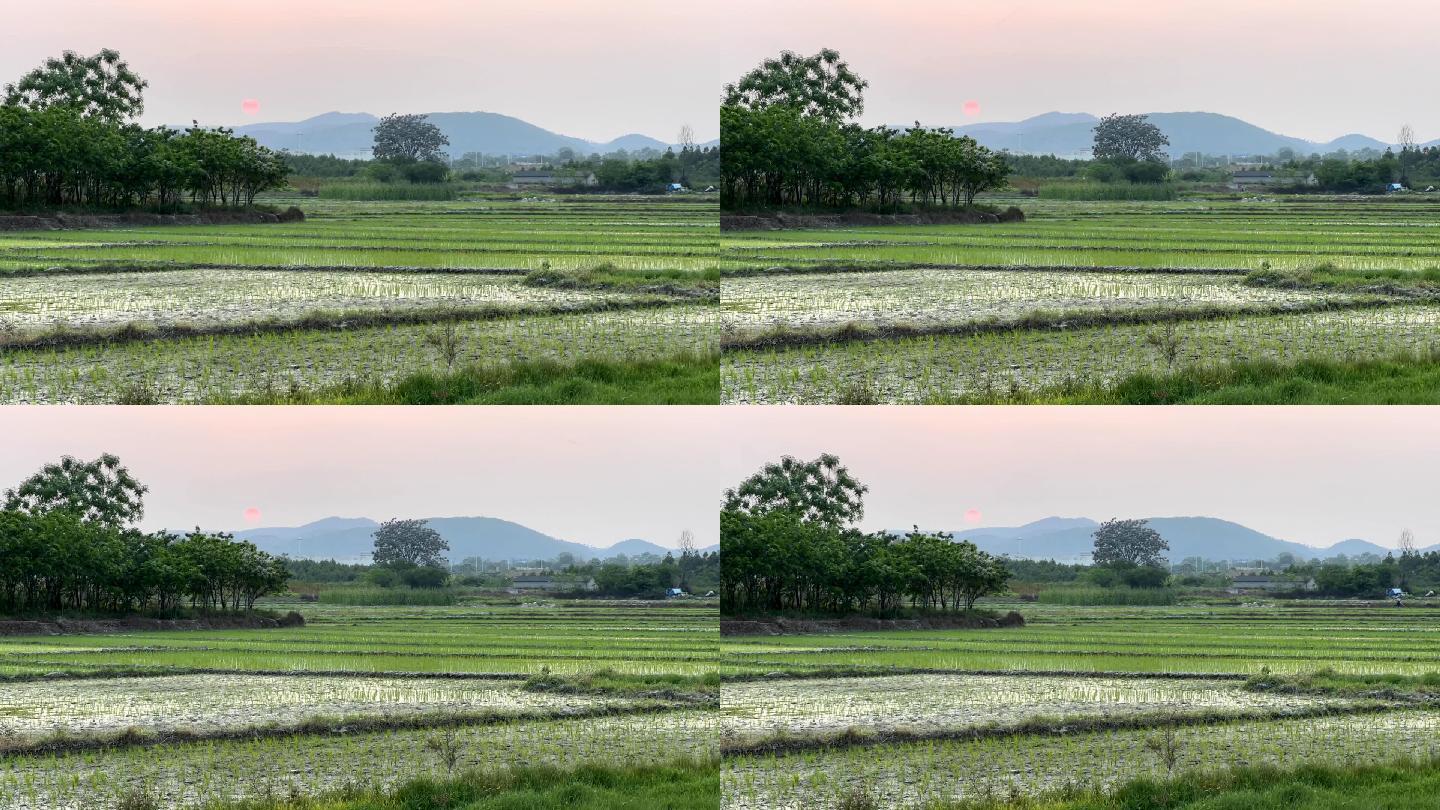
[721,611,1024,636]
[0,612,305,636]
[0,207,305,232]
[720,207,1025,231]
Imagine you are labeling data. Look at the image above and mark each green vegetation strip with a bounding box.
[0,702,690,760]
[932,757,1440,810]
[225,351,720,405]
[1002,349,1440,405]
[720,702,1398,758]
[721,298,1395,352]
[0,297,682,352]
[212,758,718,810]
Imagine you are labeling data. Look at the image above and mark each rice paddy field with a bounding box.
[720,196,1440,403]
[0,194,719,403]
[0,599,719,808]
[719,601,1440,808]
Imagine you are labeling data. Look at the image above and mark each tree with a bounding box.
[4,49,148,123]
[372,113,449,163]
[723,453,868,529]
[371,518,449,568]
[4,453,147,529]
[1398,124,1417,186]
[1091,518,1169,568]
[723,48,869,122]
[1092,114,1170,164]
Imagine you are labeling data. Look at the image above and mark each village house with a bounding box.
[1229,170,1317,190]
[1229,574,1318,595]
[509,170,598,188]
[508,574,598,593]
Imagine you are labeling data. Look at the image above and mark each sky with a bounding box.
[0,407,722,548]
[717,0,1440,143]
[2,1,725,141]
[720,407,1440,550]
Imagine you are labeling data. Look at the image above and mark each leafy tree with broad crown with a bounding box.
[372,518,449,568]
[723,453,868,529]
[3,453,147,529]
[4,48,148,123]
[372,113,450,163]
[723,48,868,122]
[1091,113,1170,164]
[1091,518,1169,568]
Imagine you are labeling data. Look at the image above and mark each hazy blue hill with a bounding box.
[231,111,675,158]
[1320,538,1393,557]
[937,516,1385,562]
[599,133,673,152]
[933,110,1397,157]
[601,538,675,557]
[237,515,667,562]
[1323,133,1392,152]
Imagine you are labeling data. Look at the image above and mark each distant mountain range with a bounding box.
[914,111,1435,158]
[904,516,1406,563]
[231,516,684,563]
[229,111,694,159]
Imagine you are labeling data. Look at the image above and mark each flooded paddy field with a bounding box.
[720,603,1440,808]
[0,600,719,807]
[0,194,719,403]
[720,196,1440,403]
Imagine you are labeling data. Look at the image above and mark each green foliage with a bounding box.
[722,104,1009,209]
[722,511,1009,614]
[240,352,720,406]
[317,181,456,200]
[1038,181,1177,200]
[1092,113,1170,163]
[1092,519,1169,569]
[3,452,147,529]
[1036,585,1179,605]
[3,48,147,123]
[316,586,458,606]
[723,48,868,122]
[371,519,449,569]
[283,558,368,583]
[722,453,868,529]
[0,510,288,614]
[371,113,449,163]
[0,106,288,210]
[215,759,718,810]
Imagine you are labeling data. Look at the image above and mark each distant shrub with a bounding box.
[1039,182,1178,201]
[318,586,458,606]
[1038,585,1178,605]
[319,182,456,201]
[400,161,450,184]
[401,566,450,589]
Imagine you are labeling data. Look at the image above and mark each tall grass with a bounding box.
[1038,182,1178,201]
[1037,586,1178,606]
[317,587,458,606]
[318,182,457,201]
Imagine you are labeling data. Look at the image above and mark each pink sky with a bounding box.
[3,1,724,141]
[720,407,1440,549]
[717,0,1440,142]
[0,407,721,547]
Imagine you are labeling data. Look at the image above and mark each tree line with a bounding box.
[719,454,1009,615]
[0,49,289,211]
[0,454,289,615]
[720,49,1009,210]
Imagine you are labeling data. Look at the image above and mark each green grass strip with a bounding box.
[203,758,718,810]
[219,352,720,405]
